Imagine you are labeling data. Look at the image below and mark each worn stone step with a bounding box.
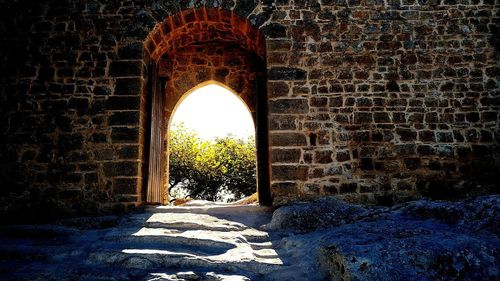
[103,227,242,249]
[144,213,248,231]
[87,248,283,275]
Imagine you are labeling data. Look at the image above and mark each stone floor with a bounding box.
[0,203,325,281]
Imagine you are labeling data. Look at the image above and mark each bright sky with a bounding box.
[170,84,255,140]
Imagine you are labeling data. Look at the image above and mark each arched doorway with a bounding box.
[168,82,256,201]
[143,8,270,206]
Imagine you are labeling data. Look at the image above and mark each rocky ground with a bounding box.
[0,203,323,281]
[0,196,499,281]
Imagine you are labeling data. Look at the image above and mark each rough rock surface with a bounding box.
[268,196,500,281]
[263,197,365,233]
[1,197,498,280]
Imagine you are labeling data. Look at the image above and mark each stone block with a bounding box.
[396,128,417,141]
[336,150,351,162]
[58,133,84,153]
[272,165,309,181]
[111,127,140,143]
[271,182,298,195]
[260,23,287,38]
[113,178,139,194]
[109,111,140,126]
[118,145,140,160]
[103,161,139,177]
[94,86,112,96]
[270,132,307,146]
[115,78,143,95]
[340,183,358,193]
[329,96,343,107]
[417,145,435,156]
[404,158,421,170]
[360,158,374,170]
[271,148,301,163]
[354,112,373,124]
[268,81,290,98]
[269,99,309,114]
[69,97,90,115]
[314,150,333,164]
[374,112,390,123]
[269,115,298,130]
[109,61,142,77]
[118,43,143,60]
[418,130,435,142]
[395,144,416,156]
[436,132,454,143]
[268,67,306,80]
[106,96,140,110]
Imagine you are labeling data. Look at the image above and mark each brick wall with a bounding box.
[0,0,498,220]
[260,0,499,204]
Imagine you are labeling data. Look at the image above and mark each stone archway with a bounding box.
[143,8,270,206]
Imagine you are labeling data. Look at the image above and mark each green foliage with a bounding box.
[168,123,256,202]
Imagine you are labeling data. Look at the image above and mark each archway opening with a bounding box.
[143,8,271,206]
[168,83,257,203]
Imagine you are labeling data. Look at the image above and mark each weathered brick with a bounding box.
[270,132,307,146]
[271,182,298,195]
[109,61,143,77]
[329,96,343,107]
[419,130,435,142]
[272,165,309,181]
[404,158,421,170]
[269,115,298,130]
[268,67,306,80]
[115,78,143,95]
[260,23,287,38]
[340,183,358,193]
[268,81,289,98]
[354,112,373,124]
[113,178,139,194]
[118,145,140,159]
[103,161,139,177]
[271,148,301,163]
[396,128,417,141]
[269,99,309,114]
[314,150,333,164]
[118,43,143,60]
[111,127,140,143]
[373,112,390,123]
[109,111,140,126]
[106,96,140,110]
[395,144,416,156]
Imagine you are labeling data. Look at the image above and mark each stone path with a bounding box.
[0,203,325,281]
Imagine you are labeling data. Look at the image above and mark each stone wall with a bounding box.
[261,0,499,204]
[0,0,498,220]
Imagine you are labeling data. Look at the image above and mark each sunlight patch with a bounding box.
[170,83,254,140]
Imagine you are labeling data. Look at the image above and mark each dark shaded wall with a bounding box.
[0,0,498,220]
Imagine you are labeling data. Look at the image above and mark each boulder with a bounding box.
[264,197,365,233]
[267,195,500,280]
